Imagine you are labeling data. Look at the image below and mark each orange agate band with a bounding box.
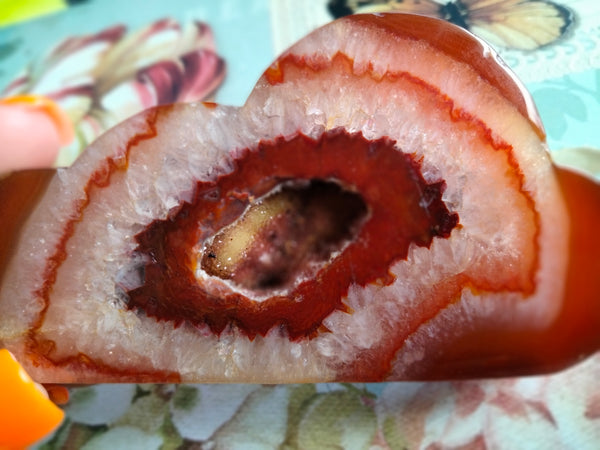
[0,95,74,146]
[0,349,64,449]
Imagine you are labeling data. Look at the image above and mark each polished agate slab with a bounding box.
[1,13,599,383]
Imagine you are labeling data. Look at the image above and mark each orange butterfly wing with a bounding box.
[329,0,574,50]
[461,0,574,50]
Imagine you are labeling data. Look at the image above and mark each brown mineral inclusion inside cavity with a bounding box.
[200,180,368,291]
[127,129,458,339]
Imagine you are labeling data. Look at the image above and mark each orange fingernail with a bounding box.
[0,95,74,146]
[0,349,64,449]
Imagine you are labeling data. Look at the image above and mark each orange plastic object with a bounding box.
[0,349,64,449]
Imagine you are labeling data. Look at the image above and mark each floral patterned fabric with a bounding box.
[2,18,225,166]
[38,355,599,449]
[1,0,599,448]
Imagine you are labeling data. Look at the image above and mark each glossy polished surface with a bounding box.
[0,13,598,383]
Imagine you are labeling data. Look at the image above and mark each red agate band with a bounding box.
[127,129,459,340]
[347,13,546,139]
[267,14,544,139]
[422,167,600,379]
[16,108,181,382]
[0,169,56,286]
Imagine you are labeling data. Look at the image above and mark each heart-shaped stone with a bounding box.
[1,13,599,383]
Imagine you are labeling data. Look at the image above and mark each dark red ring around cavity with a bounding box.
[127,129,458,340]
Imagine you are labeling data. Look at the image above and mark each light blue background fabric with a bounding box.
[0,0,274,106]
[530,68,600,151]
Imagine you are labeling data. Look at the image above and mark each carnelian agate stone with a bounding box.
[1,13,599,383]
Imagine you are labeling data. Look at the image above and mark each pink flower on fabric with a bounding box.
[3,18,225,165]
[376,355,600,449]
